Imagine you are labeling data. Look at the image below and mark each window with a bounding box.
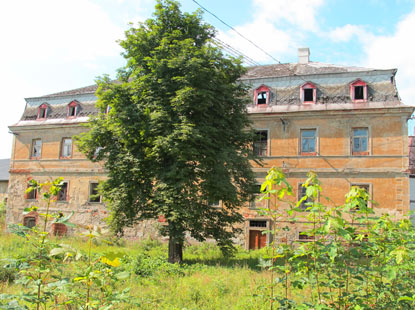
[23,216,36,228]
[254,130,268,156]
[57,182,68,201]
[37,104,48,119]
[249,220,267,228]
[209,200,220,208]
[350,184,370,211]
[300,129,317,155]
[249,184,267,209]
[352,128,369,155]
[31,139,42,158]
[89,182,101,203]
[298,231,315,241]
[67,101,78,117]
[350,79,367,102]
[298,183,313,211]
[301,82,317,103]
[254,85,270,106]
[26,184,37,200]
[61,138,72,158]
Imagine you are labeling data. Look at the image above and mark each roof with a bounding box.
[241,62,388,80]
[0,159,10,181]
[25,84,98,100]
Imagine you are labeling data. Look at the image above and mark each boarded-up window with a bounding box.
[23,216,36,228]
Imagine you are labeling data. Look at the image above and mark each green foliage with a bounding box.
[75,0,257,262]
[258,168,415,309]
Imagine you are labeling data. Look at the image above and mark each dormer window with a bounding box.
[37,104,48,119]
[254,85,270,106]
[67,101,78,117]
[300,82,317,104]
[350,79,367,102]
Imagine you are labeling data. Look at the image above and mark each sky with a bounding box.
[1,0,415,159]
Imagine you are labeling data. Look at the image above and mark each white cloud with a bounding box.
[253,0,325,32]
[218,20,297,63]
[327,24,368,42]
[362,12,415,107]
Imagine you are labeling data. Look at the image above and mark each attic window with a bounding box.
[350,80,367,102]
[37,104,48,119]
[67,101,78,117]
[254,85,270,106]
[300,82,317,104]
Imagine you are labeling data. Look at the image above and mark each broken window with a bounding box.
[304,88,314,102]
[67,101,78,117]
[31,139,42,158]
[255,85,270,106]
[354,86,364,100]
[23,216,36,228]
[26,184,37,200]
[61,138,72,158]
[298,183,313,211]
[254,130,268,156]
[57,182,68,201]
[300,129,316,154]
[350,79,367,102]
[89,182,101,203]
[257,92,267,105]
[249,220,267,228]
[37,104,48,119]
[352,128,368,155]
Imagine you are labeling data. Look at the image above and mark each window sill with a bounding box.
[300,152,317,156]
[352,152,369,156]
[256,104,268,108]
[352,99,367,103]
[302,101,316,105]
[56,200,69,204]
[59,157,72,160]
[30,157,41,160]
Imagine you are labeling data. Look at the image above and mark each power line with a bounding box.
[212,37,260,66]
[192,0,283,65]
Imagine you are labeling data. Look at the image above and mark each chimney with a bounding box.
[298,48,310,64]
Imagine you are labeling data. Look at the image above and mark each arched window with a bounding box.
[254,85,270,106]
[350,79,368,102]
[37,103,48,119]
[300,82,317,104]
[67,101,79,117]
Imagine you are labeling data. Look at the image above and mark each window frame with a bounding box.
[25,183,37,201]
[351,127,370,156]
[300,82,317,104]
[57,181,69,202]
[350,79,368,103]
[254,85,270,106]
[88,182,101,203]
[253,129,269,157]
[350,183,371,211]
[37,103,48,120]
[31,138,42,159]
[60,137,73,159]
[297,182,316,212]
[67,101,78,118]
[299,128,318,156]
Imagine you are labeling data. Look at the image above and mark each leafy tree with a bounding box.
[77,0,257,263]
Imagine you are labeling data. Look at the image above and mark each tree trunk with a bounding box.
[168,234,183,264]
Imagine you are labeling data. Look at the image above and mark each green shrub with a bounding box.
[133,253,184,277]
[0,265,16,284]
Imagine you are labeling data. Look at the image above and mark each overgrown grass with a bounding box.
[0,228,272,309]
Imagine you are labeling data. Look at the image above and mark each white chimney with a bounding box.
[298,48,310,64]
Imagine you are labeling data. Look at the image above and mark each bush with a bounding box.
[0,265,16,284]
[132,253,184,277]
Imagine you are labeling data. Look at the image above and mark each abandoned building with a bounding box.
[6,48,414,249]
